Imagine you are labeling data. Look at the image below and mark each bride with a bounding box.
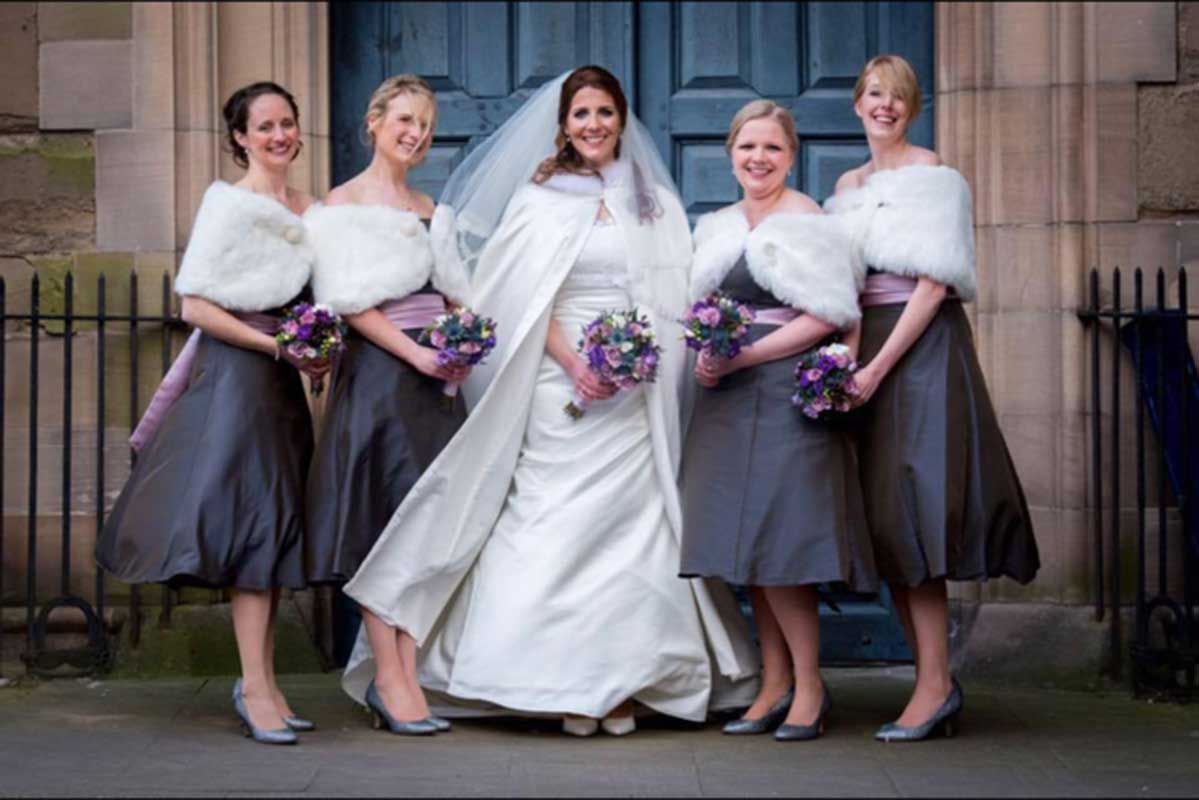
[341,65,759,736]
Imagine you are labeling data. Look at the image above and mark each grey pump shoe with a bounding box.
[774,685,832,742]
[364,680,438,736]
[722,687,795,735]
[232,679,298,745]
[874,678,963,742]
[426,715,452,732]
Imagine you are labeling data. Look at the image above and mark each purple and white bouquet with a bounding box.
[275,301,346,396]
[565,308,661,420]
[791,342,859,419]
[419,306,497,408]
[681,291,756,360]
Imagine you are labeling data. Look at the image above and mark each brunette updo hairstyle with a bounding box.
[532,65,627,184]
[222,81,301,169]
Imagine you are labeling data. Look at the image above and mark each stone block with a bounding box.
[1182,0,1199,82]
[991,87,1054,225]
[1090,84,1138,223]
[993,3,1053,87]
[0,515,104,606]
[936,90,978,210]
[132,3,174,130]
[95,130,174,252]
[172,3,218,131]
[986,311,1061,416]
[0,258,36,323]
[0,4,39,130]
[173,131,219,245]
[973,225,998,313]
[999,413,1058,509]
[1058,411,1088,509]
[38,41,132,130]
[1094,221,1179,274]
[1095,2,1177,83]
[1051,1,1085,86]
[1051,85,1085,223]
[37,2,132,42]
[990,224,1059,312]
[215,2,275,103]
[1138,83,1199,215]
[1056,223,1086,310]
[936,2,986,92]
[0,133,96,254]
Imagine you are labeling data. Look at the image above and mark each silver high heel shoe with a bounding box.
[875,678,964,742]
[232,679,297,745]
[722,687,795,735]
[426,715,452,733]
[774,685,831,742]
[364,680,438,736]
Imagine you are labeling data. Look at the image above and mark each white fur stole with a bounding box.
[174,181,314,311]
[823,165,976,301]
[691,206,864,329]
[305,203,463,315]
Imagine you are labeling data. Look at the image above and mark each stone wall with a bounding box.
[0,3,329,608]
[938,2,1196,625]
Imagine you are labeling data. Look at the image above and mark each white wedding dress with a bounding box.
[423,217,716,718]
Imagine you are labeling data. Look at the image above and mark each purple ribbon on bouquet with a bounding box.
[128,311,281,454]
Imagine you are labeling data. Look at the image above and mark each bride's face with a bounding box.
[564,86,621,169]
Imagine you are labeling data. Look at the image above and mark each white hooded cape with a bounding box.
[342,172,760,712]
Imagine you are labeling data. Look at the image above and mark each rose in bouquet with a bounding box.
[565,308,661,420]
[791,342,858,419]
[681,291,755,360]
[419,306,497,408]
[275,301,346,396]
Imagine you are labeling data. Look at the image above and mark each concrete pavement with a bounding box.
[1,667,1197,797]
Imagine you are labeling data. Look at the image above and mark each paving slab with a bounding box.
[0,668,1196,797]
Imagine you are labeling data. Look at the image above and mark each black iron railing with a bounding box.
[0,271,189,677]
[1079,267,1198,700]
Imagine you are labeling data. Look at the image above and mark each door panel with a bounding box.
[332,1,634,199]
[639,1,933,217]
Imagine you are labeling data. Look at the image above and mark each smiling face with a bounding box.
[369,91,435,167]
[730,117,795,199]
[854,69,911,143]
[234,93,300,171]
[564,86,622,170]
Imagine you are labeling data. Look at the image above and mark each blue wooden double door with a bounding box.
[329,1,933,663]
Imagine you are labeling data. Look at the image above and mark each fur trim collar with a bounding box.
[691,207,863,329]
[824,165,976,301]
[305,203,442,315]
[173,181,313,311]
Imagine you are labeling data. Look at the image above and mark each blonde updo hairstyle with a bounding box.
[852,54,922,129]
[362,74,438,164]
[724,99,799,155]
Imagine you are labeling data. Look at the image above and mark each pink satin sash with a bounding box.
[378,292,445,331]
[128,311,280,454]
[860,272,958,308]
[754,307,801,325]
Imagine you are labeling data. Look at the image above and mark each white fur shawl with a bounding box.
[690,206,864,329]
[823,164,976,301]
[174,181,314,311]
[303,203,469,315]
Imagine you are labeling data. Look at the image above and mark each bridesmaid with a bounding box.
[96,81,326,744]
[679,100,876,741]
[304,74,471,735]
[827,54,1039,741]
